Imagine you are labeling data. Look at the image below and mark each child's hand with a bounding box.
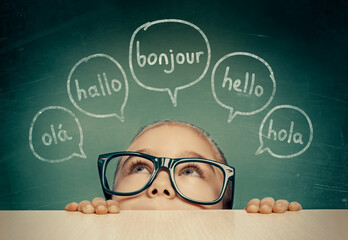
[246,197,302,213]
[65,197,120,214]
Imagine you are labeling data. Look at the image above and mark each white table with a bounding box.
[1,210,347,240]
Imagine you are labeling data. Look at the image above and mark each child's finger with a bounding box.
[259,197,275,214]
[288,201,302,211]
[272,199,289,213]
[246,198,260,213]
[78,200,95,214]
[107,200,120,214]
[65,202,79,212]
[92,197,108,214]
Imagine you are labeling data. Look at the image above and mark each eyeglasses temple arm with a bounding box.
[229,175,235,209]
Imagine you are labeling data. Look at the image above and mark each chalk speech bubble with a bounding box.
[256,105,313,158]
[211,52,276,122]
[67,53,128,122]
[129,19,211,106]
[29,106,86,163]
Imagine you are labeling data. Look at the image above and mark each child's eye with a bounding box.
[128,160,153,175]
[131,164,151,174]
[181,168,200,177]
[178,164,204,178]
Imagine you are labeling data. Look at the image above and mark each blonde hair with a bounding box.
[129,120,232,209]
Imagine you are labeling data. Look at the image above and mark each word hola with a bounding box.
[75,72,122,101]
[267,119,303,144]
[42,124,72,146]
[136,41,204,74]
[222,67,264,97]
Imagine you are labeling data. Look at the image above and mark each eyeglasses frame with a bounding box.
[98,151,235,208]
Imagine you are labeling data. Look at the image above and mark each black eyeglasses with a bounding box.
[98,151,235,208]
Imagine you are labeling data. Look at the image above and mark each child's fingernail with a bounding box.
[246,205,259,213]
[109,205,120,214]
[96,205,107,214]
[82,204,94,214]
[273,204,286,213]
[289,202,301,211]
[259,206,272,214]
[65,202,78,211]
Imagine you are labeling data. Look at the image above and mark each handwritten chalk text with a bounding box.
[136,41,204,74]
[222,68,264,97]
[42,124,72,146]
[267,119,303,144]
[75,72,122,101]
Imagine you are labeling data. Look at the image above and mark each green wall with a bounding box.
[1,0,347,210]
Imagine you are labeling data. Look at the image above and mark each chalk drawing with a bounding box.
[129,19,211,106]
[211,52,276,122]
[256,105,313,158]
[29,106,86,163]
[67,53,128,122]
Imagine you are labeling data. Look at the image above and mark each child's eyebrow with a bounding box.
[176,151,208,159]
[135,148,156,156]
[128,149,217,175]
[135,148,209,160]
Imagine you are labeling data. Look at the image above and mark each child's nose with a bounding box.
[147,170,176,199]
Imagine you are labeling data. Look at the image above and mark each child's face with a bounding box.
[113,124,224,210]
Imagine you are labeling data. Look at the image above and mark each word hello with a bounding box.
[136,41,204,74]
[42,124,72,146]
[267,119,303,144]
[75,72,122,101]
[222,67,264,97]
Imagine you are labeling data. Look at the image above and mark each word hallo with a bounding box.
[267,119,303,144]
[75,72,122,101]
[136,41,204,74]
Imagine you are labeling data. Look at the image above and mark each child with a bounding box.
[65,120,302,214]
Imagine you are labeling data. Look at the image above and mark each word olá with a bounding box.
[42,124,72,146]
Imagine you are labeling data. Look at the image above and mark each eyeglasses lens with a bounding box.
[105,155,154,194]
[174,161,224,202]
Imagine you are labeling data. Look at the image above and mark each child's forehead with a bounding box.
[134,124,208,143]
[127,124,220,161]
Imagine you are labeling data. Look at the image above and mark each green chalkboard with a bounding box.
[1,0,347,210]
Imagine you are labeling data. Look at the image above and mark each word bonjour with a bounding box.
[222,67,264,97]
[136,41,204,74]
[267,119,303,144]
[42,124,72,146]
[75,72,122,101]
